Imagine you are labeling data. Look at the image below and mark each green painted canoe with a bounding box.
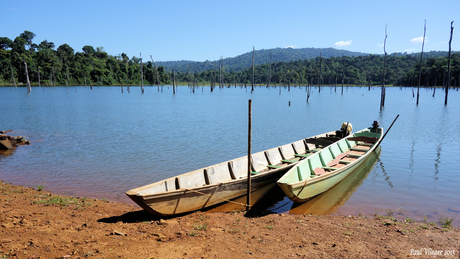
[277,126,383,203]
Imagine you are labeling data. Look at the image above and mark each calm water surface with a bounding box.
[1,85,459,225]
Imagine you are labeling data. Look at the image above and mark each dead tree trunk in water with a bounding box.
[38,67,41,87]
[65,64,70,87]
[150,55,160,91]
[10,65,17,89]
[417,20,426,105]
[140,53,144,94]
[251,46,255,93]
[172,69,176,94]
[380,25,388,111]
[445,21,454,106]
[318,52,322,93]
[23,59,31,93]
[341,54,345,95]
[267,50,272,87]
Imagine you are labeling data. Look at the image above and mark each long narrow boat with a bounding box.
[126,130,341,216]
[277,125,383,203]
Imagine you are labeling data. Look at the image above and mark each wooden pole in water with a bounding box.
[38,67,41,87]
[150,55,160,91]
[172,69,176,94]
[246,99,252,210]
[380,25,388,111]
[140,53,144,94]
[375,114,399,149]
[10,65,17,89]
[445,21,454,106]
[23,59,31,93]
[251,47,255,93]
[417,20,426,105]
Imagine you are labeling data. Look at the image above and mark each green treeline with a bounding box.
[1,30,459,87]
[0,31,169,86]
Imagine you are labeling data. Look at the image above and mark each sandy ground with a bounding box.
[1,180,459,259]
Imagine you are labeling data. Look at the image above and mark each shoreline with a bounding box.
[1,180,459,258]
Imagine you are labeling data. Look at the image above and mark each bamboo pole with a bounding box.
[445,21,454,106]
[246,99,252,210]
[417,20,426,105]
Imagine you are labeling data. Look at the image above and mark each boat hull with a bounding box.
[127,167,287,215]
[127,131,337,216]
[277,127,383,203]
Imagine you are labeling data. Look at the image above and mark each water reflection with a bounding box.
[379,159,393,188]
[434,143,442,181]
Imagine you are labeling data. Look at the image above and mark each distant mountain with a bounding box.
[157,47,369,73]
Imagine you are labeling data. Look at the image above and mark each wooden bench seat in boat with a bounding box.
[350,147,369,152]
[278,144,300,163]
[347,153,363,158]
[265,147,287,169]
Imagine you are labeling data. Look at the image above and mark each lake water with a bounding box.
[1,85,459,225]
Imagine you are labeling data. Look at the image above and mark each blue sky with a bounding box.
[2,0,459,61]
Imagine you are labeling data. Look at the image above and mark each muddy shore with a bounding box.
[1,181,459,258]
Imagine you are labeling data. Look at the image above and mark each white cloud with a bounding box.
[334,40,352,48]
[285,45,296,49]
[410,36,427,44]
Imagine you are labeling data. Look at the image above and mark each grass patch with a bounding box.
[405,217,415,223]
[267,225,274,230]
[439,217,453,228]
[386,209,393,217]
[418,224,429,229]
[194,222,209,231]
[32,195,90,209]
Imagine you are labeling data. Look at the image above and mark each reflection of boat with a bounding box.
[126,130,339,216]
[289,147,380,215]
[277,126,383,203]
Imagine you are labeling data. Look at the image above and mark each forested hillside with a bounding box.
[158,47,368,73]
[1,30,459,88]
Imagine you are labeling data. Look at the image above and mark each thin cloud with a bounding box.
[334,40,352,48]
[410,36,427,44]
[285,45,296,49]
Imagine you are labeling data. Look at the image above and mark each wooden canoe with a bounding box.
[126,130,339,216]
[277,127,383,203]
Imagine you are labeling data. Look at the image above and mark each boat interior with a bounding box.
[290,132,380,182]
[132,133,340,196]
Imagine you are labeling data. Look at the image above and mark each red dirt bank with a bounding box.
[1,181,459,258]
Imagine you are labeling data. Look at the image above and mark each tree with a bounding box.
[0,37,13,50]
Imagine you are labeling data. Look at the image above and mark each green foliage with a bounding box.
[1,30,459,88]
[194,222,209,230]
[0,30,170,86]
[439,217,453,228]
[32,194,90,209]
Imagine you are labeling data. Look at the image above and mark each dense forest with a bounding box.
[1,30,459,88]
